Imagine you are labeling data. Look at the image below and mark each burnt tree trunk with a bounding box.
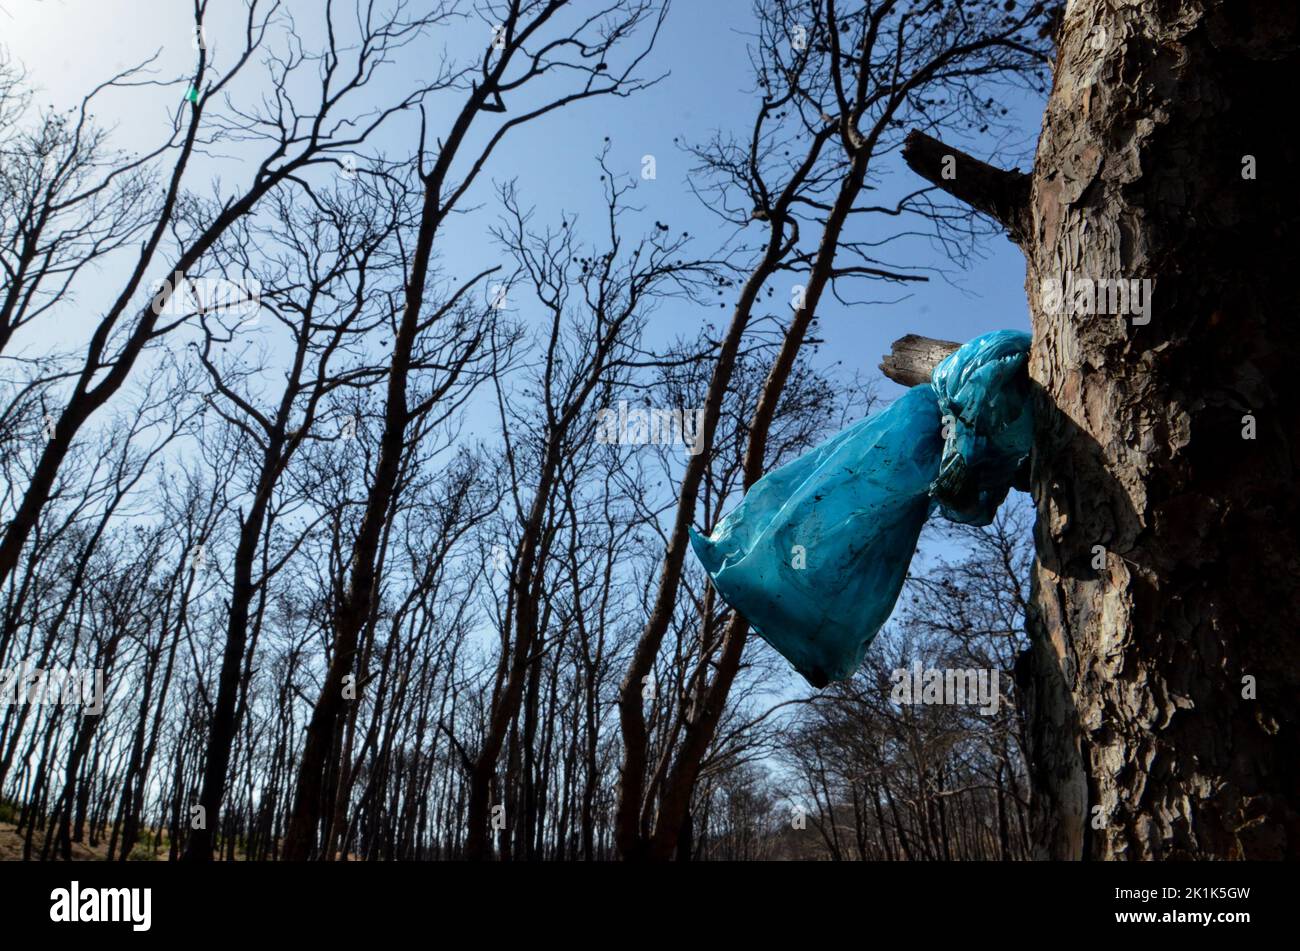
[905,0,1300,858]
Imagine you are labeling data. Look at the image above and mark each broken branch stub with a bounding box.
[879,334,961,386]
[901,130,1032,245]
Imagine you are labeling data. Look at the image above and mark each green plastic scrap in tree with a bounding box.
[690,330,1033,688]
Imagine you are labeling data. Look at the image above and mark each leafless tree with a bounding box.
[616,0,1053,861]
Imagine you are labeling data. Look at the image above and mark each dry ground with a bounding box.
[0,820,171,860]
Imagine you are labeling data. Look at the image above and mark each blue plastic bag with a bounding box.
[690,330,1032,686]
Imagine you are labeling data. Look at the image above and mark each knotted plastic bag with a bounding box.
[690,330,1032,686]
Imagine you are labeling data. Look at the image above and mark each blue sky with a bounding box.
[4,0,1047,692]
[4,0,1044,399]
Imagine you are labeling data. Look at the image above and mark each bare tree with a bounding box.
[281,0,670,860]
[780,501,1034,861]
[0,0,437,591]
[460,156,715,859]
[617,0,1053,861]
[181,164,416,861]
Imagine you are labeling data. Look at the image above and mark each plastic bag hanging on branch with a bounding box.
[690,330,1032,687]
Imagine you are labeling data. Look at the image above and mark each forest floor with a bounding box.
[0,820,98,860]
[0,820,171,860]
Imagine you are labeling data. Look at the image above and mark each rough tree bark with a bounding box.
[904,0,1300,859]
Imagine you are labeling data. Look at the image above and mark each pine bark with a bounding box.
[904,0,1300,858]
[1020,0,1300,860]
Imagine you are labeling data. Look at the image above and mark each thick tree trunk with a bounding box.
[1020,0,1300,860]
[905,0,1300,859]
